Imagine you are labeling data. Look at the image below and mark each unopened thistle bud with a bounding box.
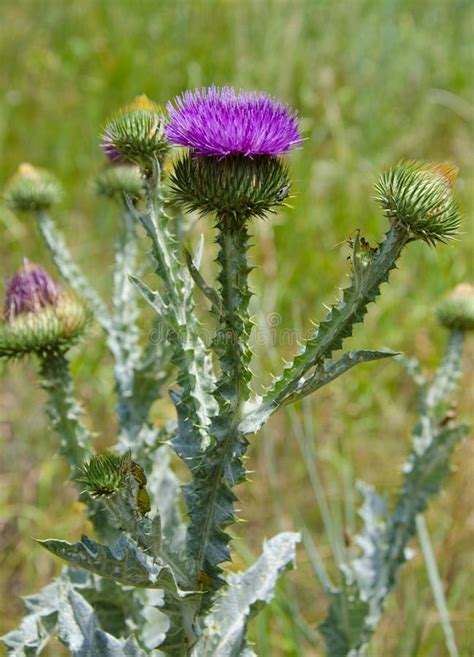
[78,452,127,498]
[166,86,301,222]
[0,262,89,360]
[374,161,461,245]
[436,283,474,332]
[101,95,169,166]
[5,164,62,212]
[78,452,151,515]
[95,164,143,200]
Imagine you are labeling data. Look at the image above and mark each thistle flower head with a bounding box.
[0,262,89,360]
[166,85,302,157]
[101,95,169,165]
[4,261,61,321]
[5,163,62,212]
[436,283,474,332]
[167,86,299,221]
[374,161,461,245]
[170,153,291,222]
[95,164,143,199]
[77,452,129,498]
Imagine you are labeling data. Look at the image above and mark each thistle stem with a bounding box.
[256,225,410,420]
[425,329,464,411]
[213,216,253,409]
[39,351,92,472]
[188,216,253,587]
[111,204,148,452]
[38,352,115,540]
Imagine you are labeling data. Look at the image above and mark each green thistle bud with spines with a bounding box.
[169,153,291,223]
[374,161,461,245]
[94,164,144,200]
[78,452,151,515]
[101,95,169,166]
[0,295,89,360]
[77,452,128,498]
[436,283,474,332]
[5,163,62,212]
[0,262,89,361]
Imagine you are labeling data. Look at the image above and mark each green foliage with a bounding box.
[0,9,470,651]
[318,329,469,657]
[39,352,92,471]
[191,532,300,656]
[55,583,145,657]
[38,534,197,598]
[1,570,150,657]
[184,219,254,588]
[240,229,409,437]
[2,579,60,656]
[282,349,397,404]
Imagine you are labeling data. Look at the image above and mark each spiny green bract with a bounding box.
[374,160,461,245]
[101,95,169,165]
[78,452,129,498]
[169,153,290,222]
[436,283,474,332]
[78,452,151,514]
[5,163,62,212]
[94,164,144,199]
[0,294,90,360]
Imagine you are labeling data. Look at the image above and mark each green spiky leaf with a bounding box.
[37,534,198,598]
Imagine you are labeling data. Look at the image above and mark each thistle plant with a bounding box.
[313,286,472,656]
[1,86,468,657]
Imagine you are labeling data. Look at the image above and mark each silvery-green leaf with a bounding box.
[191,532,300,656]
[37,534,197,598]
[286,350,397,404]
[261,227,409,409]
[57,582,145,656]
[1,580,59,656]
[318,330,469,656]
[319,578,370,657]
[351,482,388,601]
[240,351,396,434]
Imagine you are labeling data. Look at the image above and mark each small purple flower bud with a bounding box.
[101,131,124,162]
[166,86,302,158]
[4,261,62,321]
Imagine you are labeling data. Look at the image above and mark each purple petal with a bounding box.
[4,262,62,321]
[166,86,302,157]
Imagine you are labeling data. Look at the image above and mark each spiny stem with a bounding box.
[189,216,253,588]
[264,224,410,409]
[213,216,253,409]
[39,353,114,539]
[425,329,464,411]
[39,352,92,472]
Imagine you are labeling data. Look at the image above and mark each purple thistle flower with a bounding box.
[166,86,302,158]
[101,130,124,162]
[4,261,62,321]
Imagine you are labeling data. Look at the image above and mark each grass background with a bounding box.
[0,0,472,655]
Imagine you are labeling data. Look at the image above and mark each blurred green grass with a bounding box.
[0,1,472,655]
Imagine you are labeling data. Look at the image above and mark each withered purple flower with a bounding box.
[166,85,302,157]
[4,261,61,321]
